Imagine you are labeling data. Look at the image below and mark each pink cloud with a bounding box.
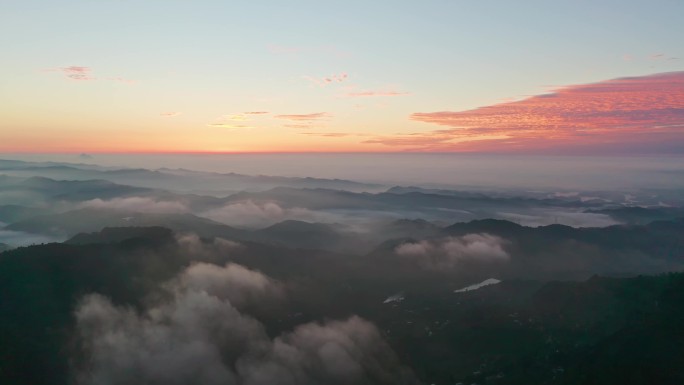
[47,66,135,83]
[367,71,684,153]
[276,113,331,129]
[60,66,94,81]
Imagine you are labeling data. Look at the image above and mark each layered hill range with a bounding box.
[1,158,684,384]
[2,158,683,251]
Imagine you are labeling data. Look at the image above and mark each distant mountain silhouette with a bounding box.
[67,226,174,245]
[0,205,45,223]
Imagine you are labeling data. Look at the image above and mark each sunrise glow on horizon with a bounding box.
[2,1,683,154]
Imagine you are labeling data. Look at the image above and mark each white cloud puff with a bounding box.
[202,201,331,228]
[176,262,282,307]
[74,262,417,385]
[175,233,242,259]
[395,233,509,270]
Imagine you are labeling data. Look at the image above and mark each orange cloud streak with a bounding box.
[275,112,332,121]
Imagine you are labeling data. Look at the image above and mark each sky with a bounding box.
[1,0,683,154]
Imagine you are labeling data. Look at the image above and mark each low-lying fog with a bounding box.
[5,153,684,190]
[1,154,683,253]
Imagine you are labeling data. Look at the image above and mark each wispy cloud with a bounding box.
[302,132,349,137]
[46,66,136,83]
[60,66,94,81]
[160,112,181,117]
[276,112,332,129]
[207,123,254,129]
[275,112,332,121]
[214,112,269,123]
[207,112,269,128]
[345,90,409,97]
[649,53,679,61]
[304,72,348,87]
[300,132,371,138]
[224,114,250,122]
[368,71,684,152]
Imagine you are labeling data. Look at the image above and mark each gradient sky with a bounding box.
[1,0,683,153]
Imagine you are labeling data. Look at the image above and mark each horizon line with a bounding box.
[1,150,682,157]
